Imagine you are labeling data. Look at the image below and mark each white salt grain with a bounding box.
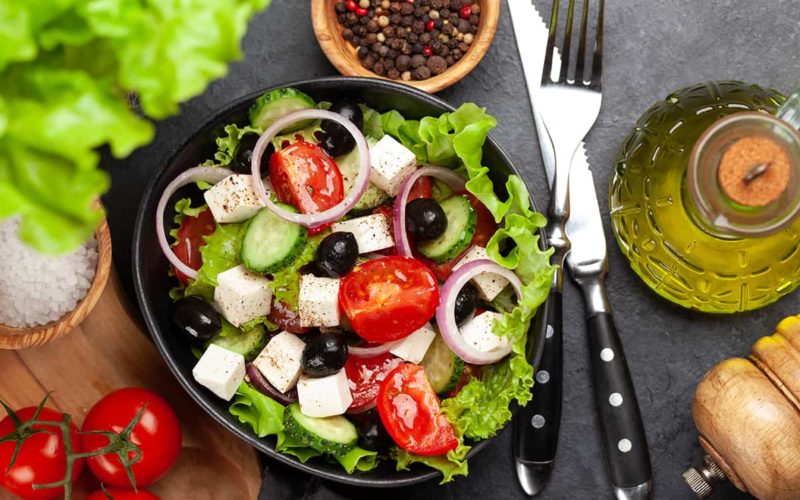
[0,217,98,329]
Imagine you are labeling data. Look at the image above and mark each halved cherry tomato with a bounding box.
[172,207,215,284]
[267,299,310,334]
[339,256,439,342]
[87,489,160,500]
[269,140,344,214]
[0,407,84,500]
[345,353,403,413]
[407,177,432,201]
[80,388,181,488]
[377,363,458,456]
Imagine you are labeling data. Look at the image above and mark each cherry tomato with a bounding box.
[339,256,439,342]
[407,177,433,201]
[80,388,181,488]
[377,363,458,456]
[172,207,215,284]
[87,488,160,500]
[269,140,344,215]
[267,299,310,334]
[344,353,403,413]
[0,407,84,500]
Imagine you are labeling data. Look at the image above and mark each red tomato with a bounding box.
[87,488,160,500]
[407,177,432,201]
[339,256,439,342]
[172,208,215,284]
[462,191,497,248]
[267,299,310,334]
[418,247,471,282]
[344,353,403,413]
[377,364,458,456]
[80,388,181,488]
[0,407,84,500]
[269,140,344,214]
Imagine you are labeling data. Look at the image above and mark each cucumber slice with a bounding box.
[422,334,464,395]
[209,324,266,361]
[249,88,316,133]
[242,206,307,274]
[336,147,389,213]
[283,403,358,455]
[417,195,476,263]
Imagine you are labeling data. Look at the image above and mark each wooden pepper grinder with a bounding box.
[684,315,800,499]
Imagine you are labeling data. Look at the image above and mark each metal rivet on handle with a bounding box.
[536,370,550,384]
[609,393,623,407]
[600,348,614,362]
[618,439,632,453]
[546,325,554,338]
[531,414,546,429]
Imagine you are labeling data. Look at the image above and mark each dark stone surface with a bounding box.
[102,1,800,498]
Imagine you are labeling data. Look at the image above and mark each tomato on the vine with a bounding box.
[377,363,458,456]
[80,388,181,488]
[87,488,160,500]
[171,208,216,284]
[0,407,84,500]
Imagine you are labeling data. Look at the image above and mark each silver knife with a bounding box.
[509,0,565,496]
[565,148,655,500]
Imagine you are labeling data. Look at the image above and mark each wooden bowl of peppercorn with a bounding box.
[311,0,498,93]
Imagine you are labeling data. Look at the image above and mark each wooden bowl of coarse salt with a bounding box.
[0,216,112,350]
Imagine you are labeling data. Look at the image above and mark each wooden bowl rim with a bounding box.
[310,0,499,93]
[0,217,113,349]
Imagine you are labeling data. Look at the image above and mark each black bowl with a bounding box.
[133,77,547,488]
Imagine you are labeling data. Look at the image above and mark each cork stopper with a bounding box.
[717,135,791,207]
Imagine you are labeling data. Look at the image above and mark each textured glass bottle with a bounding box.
[609,81,800,313]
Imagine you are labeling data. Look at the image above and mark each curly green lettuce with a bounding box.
[0,0,271,254]
[381,103,556,443]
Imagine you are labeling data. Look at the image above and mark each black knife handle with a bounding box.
[513,287,562,463]
[586,308,653,491]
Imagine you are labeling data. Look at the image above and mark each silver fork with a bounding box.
[539,0,604,272]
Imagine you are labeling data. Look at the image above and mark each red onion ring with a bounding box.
[393,166,467,257]
[250,109,370,228]
[156,166,235,281]
[245,363,298,405]
[435,259,524,365]
[348,341,399,358]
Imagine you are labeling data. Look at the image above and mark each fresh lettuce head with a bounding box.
[0,0,271,254]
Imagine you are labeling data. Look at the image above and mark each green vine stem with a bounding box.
[0,396,148,499]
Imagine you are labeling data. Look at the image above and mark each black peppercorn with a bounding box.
[413,65,432,80]
[387,68,400,79]
[373,61,386,75]
[401,14,413,27]
[445,54,455,65]
[357,46,369,58]
[400,2,414,14]
[336,2,348,13]
[367,19,380,32]
[426,55,448,74]
[420,32,432,44]
[458,19,470,33]
[365,32,378,44]
[411,43,423,54]
[343,28,354,41]
[411,54,427,68]
[396,54,411,71]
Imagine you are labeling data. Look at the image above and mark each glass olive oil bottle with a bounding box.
[609,81,800,313]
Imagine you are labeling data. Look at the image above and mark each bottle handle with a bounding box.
[777,86,800,130]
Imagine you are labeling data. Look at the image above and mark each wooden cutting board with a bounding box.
[0,273,262,499]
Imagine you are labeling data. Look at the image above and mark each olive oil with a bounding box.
[609,81,800,313]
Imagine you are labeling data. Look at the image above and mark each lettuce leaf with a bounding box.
[213,123,262,166]
[0,0,271,254]
[392,436,470,484]
[229,382,379,473]
[270,233,326,310]
[380,104,556,442]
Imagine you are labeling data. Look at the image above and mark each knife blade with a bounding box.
[565,150,655,500]
[508,1,564,496]
[508,0,555,188]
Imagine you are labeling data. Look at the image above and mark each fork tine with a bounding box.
[590,0,605,88]
[541,0,560,84]
[558,0,577,82]
[574,0,590,83]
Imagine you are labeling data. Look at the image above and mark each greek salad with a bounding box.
[158,87,554,481]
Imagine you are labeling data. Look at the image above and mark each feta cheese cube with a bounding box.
[390,323,436,364]
[297,370,353,417]
[452,246,510,301]
[213,265,272,327]
[192,344,246,401]
[298,275,340,327]
[253,332,306,393]
[203,174,264,223]
[331,213,394,254]
[460,311,509,353]
[369,135,417,196]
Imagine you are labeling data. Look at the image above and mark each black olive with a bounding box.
[355,411,393,452]
[318,100,363,157]
[232,133,274,174]
[172,296,221,341]
[316,232,359,277]
[454,283,479,325]
[406,198,447,241]
[301,333,348,377]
